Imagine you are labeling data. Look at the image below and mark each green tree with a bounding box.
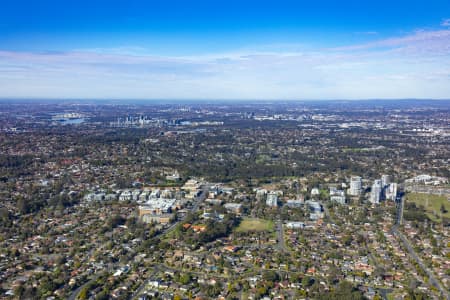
[174,295,182,300]
[263,270,280,283]
[179,273,192,285]
[302,276,314,288]
[77,287,88,300]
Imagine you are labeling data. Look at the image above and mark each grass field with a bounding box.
[235,218,274,232]
[406,192,450,222]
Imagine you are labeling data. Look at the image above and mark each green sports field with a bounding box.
[406,192,450,222]
[235,218,274,232]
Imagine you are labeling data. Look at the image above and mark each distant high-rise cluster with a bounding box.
[369,175,398,204]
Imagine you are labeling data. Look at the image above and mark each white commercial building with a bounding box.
[286,222,305,229]
[224,203,243,214]
[306,200,324,220]
[266,192,278,207]
[286,199,304,207]
[330,187,346,204]
[255,189,267,201]
[311,188,320,196]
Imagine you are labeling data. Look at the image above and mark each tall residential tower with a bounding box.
[370,180,382,204]
[349,176,362,196]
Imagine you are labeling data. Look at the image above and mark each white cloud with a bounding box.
[1,29,450,99]
[333,30,450,55]
[441,19,450,27]
[355,31,379,35]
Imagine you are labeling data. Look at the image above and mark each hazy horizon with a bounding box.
[1,98,450,106]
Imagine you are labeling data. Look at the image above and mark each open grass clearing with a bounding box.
[235,218,274,232]
[406,192,450,222]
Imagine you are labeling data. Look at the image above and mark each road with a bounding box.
[68,274,100,300]
[130,264,163,299]
[395,196,404,225]
[68,264,115,300]
[276,215,287,252]
[393,195,448,299]
[391,226,449,300]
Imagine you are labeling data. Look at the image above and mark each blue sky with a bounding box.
[1,0,450,99]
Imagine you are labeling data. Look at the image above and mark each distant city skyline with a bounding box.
[1,0,450,99]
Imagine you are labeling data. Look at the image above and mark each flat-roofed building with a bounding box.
[224,203,243,214]
[266,192,278,207]
[142,213,174,224]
